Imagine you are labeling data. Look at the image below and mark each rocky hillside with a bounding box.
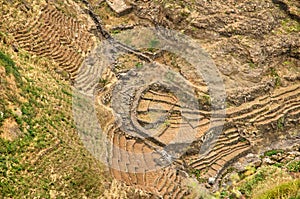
[0,0,299,198]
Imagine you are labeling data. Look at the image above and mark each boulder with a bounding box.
[106,0,132,16]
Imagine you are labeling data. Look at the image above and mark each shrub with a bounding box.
[239,171,266,197]
[264,149,284,157]
[287,161,300,172]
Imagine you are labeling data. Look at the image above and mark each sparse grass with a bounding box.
[239,137,248,142]
[277,116,285,130]
[147,39,160,52]
[238,168,267,197]
[281,19,300,33]
[0,43,109,198]
[248,61,257,69]
[185,178,215,199]
[0,99,9,127]
[98,78,109,88]
[254,179,300,199]
[54,0,77,18]
[234,165,300,199]
[283,61,293,66]
[269,67,281,87]
[149,39,159,48]
[191,169,207,183]
[163,120,171,127]
[243,165,257,177]
[272,18,300,35]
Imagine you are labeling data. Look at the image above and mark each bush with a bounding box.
[264,149,284,157]
[287,161,300,172]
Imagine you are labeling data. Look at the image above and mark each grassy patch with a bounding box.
[234,165,297,198]
[273,162,284,168]
[0,136,33,197]
[287,161,300,172]
[190,169,207,183]
[238,169,266,197]
[254,179,300,199]
[0,51,22,84]
[0,99,9,127]
[264,149,284,157]
[281,19,300,33]
[0,44,109,197]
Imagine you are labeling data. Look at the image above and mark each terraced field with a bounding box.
[189,84,300,180]
[101,73,299,197]
[12,3,95,80]
[1,0,299,198]
[106,129,189,198]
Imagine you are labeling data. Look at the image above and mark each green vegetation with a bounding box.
[238,169,267,197]
[54,0,77,18]
[0,100,8,127]
[254,179,300,199]
[135,62,143,69]
[239,137,248,142]
[287,161,300,172]
[281,19,300,33]
[0,51,22,84]
[163,120,170,127]
[273,19,300,35]
[99,78,109,87]
[225,165,300,199]
[264,149,284,157]
[0,51,52,197]
[284,60,300,74]
[0,51,21,127]
[147,39,160,52]
[1,0,300,198]
[186,178,215,199]
[219,190,229,199]
[270,67,281,87]
[277,116,285,130]
[248,61,257,69]
[0,46,108,198]
[242,165,257,177]
[283,61,294,66]
[111,29,121,35]
[273,162,284,168]
[198,94,211,106]
[191,169,207,183]
[149,39,159,48]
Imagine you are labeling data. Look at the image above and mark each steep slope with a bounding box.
[1,0,299,198]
